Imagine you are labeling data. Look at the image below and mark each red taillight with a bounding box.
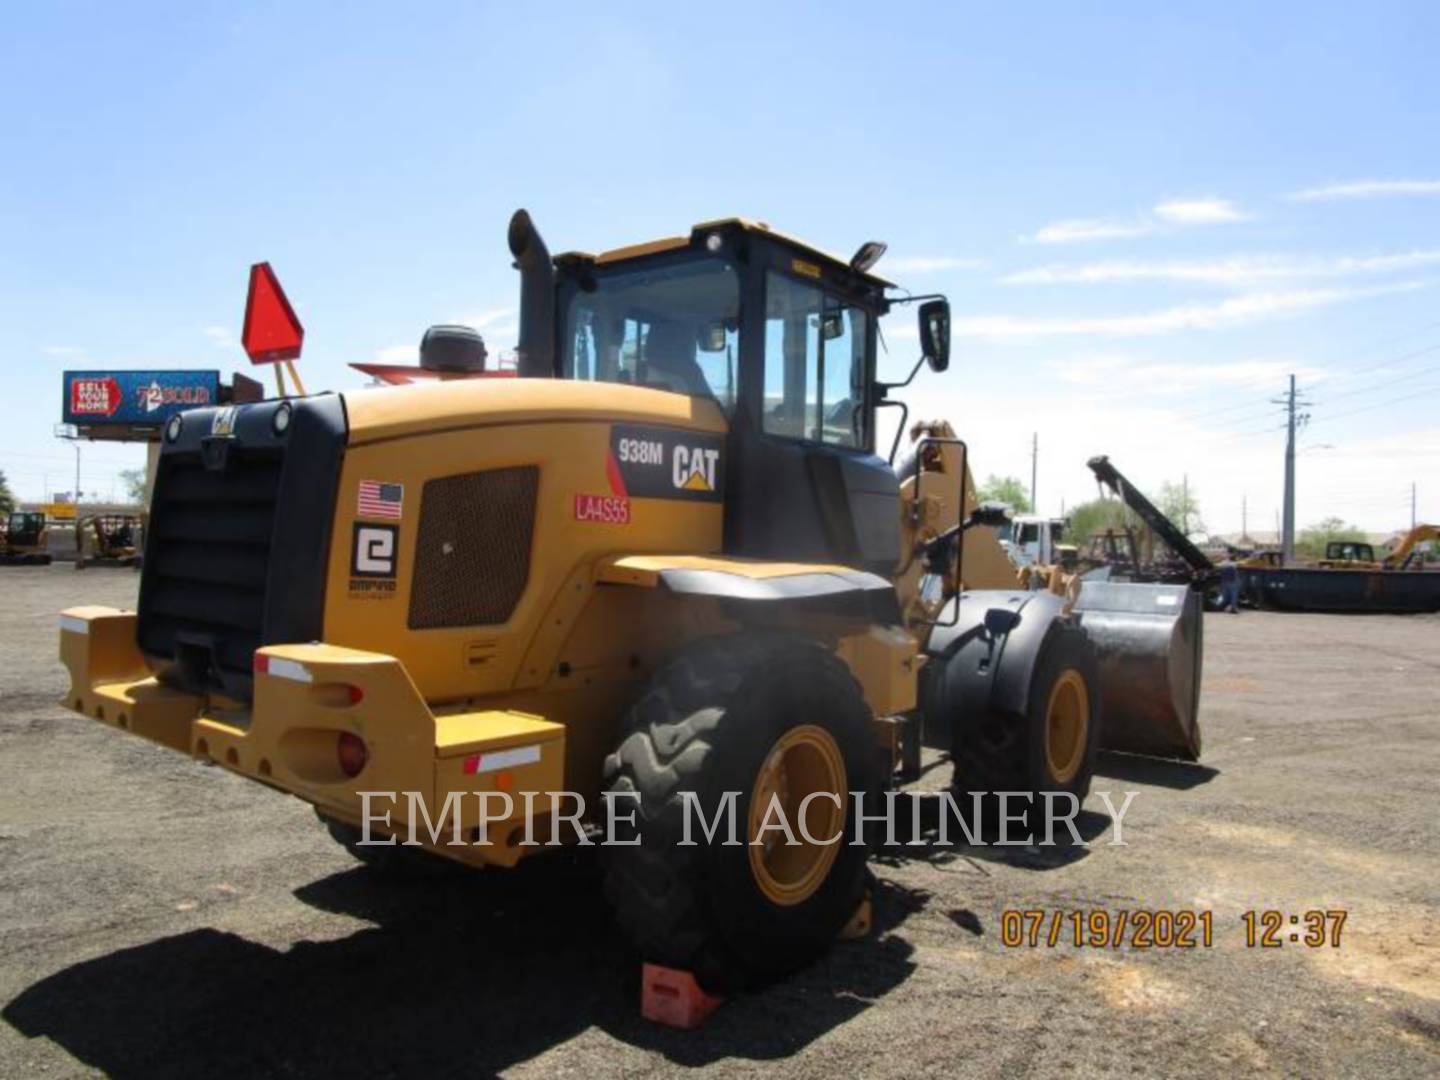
[346,684,364,705]
[337,732,368,778]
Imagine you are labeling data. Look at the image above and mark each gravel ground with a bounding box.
[1,565,1437,1078]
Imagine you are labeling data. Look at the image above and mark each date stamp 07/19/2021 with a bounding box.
[999,909,1348,950]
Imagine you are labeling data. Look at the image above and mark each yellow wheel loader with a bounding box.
[60,210,1201,991]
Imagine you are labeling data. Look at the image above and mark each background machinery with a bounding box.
[59,210,1203,992]
[1002,514,1078,571]
[1243,522,1440,612]
[75,514,142,569]
[2,510,52,565]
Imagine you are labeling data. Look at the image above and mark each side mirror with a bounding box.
[919,299,950,372]
[964,501,1012,530]
[697,322,728,352]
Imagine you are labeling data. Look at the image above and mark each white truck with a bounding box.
[1001,514,1076,569]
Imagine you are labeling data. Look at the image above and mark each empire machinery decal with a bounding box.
[607,424,724,504]
[349,522,399,598]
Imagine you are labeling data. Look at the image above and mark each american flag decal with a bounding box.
[357,480,404,520]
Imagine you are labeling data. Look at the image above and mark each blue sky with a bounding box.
[3,2,1438,534]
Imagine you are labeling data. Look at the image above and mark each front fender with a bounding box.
[919,589,1070,747]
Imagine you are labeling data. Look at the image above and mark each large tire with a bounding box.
[950,621,1101,838]
[601,633,881,993]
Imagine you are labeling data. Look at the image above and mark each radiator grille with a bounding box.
[139,447,283,686]
[408,466,539,629]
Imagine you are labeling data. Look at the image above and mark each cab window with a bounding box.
[564,257,739,410]
[762,271,868,448]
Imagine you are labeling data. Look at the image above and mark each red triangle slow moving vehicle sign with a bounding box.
[241,262,305,364]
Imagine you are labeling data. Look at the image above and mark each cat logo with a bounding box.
[210,406,237,436]
[673,445,720,493]
[609,424,724,503]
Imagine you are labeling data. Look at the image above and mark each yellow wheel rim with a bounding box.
[1045,669,1089,784]
[747,725,847,906]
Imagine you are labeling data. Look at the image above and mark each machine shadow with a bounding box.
[878,793,1113,872]
[1094,750,1220,790]
[3,851,922,1078]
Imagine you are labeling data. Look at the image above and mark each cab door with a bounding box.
[723,259,900,575]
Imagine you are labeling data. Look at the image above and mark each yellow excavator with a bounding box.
[59,210,1201,991]
[2,510,52,565]
[1314,525,1437,570]
[75,514,142,569]
[1382,523,1439,569]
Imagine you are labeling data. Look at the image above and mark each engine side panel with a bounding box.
[324,414,725,703]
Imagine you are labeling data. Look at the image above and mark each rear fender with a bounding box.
[595,554,900,623]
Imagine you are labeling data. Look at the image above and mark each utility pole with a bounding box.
[1182,473,1190,535]
[1271,374,1311,565]
[1030,432,1038,514]
[1242,493,1248,541]
[53,423,82,512]
[1412,482,1418,530]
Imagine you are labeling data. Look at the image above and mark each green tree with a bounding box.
[118,467,147,504]
[1067,497,1139,546]
[976,474,1031,514]
[1157,480,1204,535]
[0,469,13,515]
[1296,517,1367,558]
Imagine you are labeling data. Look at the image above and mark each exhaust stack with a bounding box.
[508,209,556,378]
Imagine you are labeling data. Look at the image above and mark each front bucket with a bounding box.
[1073,581,1203,761]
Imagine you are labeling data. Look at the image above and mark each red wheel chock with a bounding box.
[641,963,724,1028]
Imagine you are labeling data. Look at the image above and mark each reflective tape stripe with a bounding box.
[465,744,542,774]
[265,657,313,684]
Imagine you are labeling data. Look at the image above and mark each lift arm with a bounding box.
[1086,455,1215,578]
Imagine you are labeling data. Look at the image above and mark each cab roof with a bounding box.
[555,217,896,288]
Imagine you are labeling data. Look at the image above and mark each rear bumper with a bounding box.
[59,606,565,867]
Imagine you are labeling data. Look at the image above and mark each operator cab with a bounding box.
[1324,540,1376,564]
[6,511,45,545]
[512,212,949,575]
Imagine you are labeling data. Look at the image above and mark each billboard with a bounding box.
[63,370,220,428]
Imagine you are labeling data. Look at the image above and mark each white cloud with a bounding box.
[878,380,1438,534]
[955,282,1423,340]
[452,307,516,330]
[1153,198,1248,225]
[202,325,237,349]
[882,255,986,274]
[374,344,417,365]
[1003,250,1440,286]
[1027,195,1251,244]
[1288,179,1440,202]
[1053,353,1327,394]
[1029,217,1153,244]
[43,345,84,358]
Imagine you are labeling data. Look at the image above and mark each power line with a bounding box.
[1309,383,1440,427]
[1161,333,1440,429]
[1311,357,1440,407]
[1321,340,1440,386]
